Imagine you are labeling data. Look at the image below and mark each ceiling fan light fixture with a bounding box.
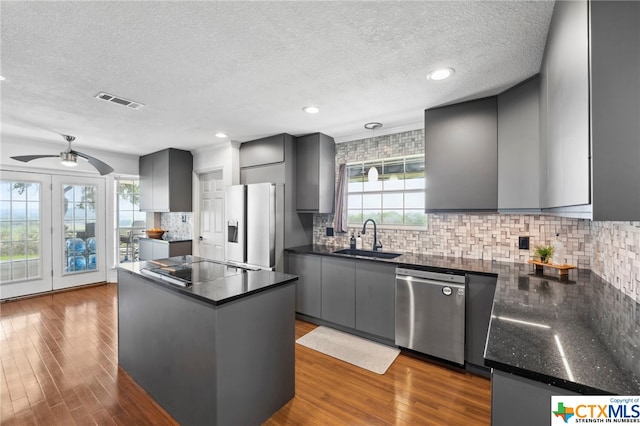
[427,67,455,81]
[60,152,78,167]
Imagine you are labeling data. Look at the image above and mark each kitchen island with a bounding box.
[117,256,298,425]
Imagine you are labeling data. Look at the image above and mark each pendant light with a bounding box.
[364,122,382,182]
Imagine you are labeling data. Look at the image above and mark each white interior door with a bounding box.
[198,170,224,261]
[52,175,106,290]
[0,171,53,299]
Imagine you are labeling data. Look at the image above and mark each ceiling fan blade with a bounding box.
[11,154,61,162]
[71,150,114,175]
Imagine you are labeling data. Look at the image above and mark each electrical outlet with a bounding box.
[518,236,530,250]
[181,215,187,223]
[326,227,334,237]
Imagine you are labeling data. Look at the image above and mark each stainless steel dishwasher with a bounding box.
[395,267,466,365]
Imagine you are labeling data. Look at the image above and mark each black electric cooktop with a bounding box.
[140,258,247,287]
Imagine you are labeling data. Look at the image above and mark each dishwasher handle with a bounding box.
[396,274,466,290]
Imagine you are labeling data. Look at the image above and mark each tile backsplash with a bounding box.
[591,221,640,301]
[314,213,591,269]
[160,212,193,240]
[312,127,640,301]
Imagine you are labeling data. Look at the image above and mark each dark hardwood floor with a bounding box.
[1,284,490,425]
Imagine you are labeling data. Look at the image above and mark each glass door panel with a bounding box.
[53,175,105,290]
[0,171,52,299]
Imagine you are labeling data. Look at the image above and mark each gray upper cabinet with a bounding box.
[497,77,541,212]
[295,133,335,213]
[424,97,498,212]
[139,148,193,212]
[540,0,640,220]
[239,134,285,168]
[590,1,640,220]
[540,0,590,209]
[355,261,395,341]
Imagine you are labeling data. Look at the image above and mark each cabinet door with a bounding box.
[542,0,590,208]
[167,149,193,212]
[139,154,153,211]
[287,253,322,317]
[295,133,335,213]
[321,257,355,328]
[152,149,170,211]
[590,1,640,220]
[497,77,540,211]
[465,274,497,368]
[138,239,153,261]
[424,97,498,212]
[152,241,170,260]
[239,134,285,168]
[355,261,395,340]
[168,241,192,258]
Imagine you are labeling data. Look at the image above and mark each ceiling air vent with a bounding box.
[95,92,144,110]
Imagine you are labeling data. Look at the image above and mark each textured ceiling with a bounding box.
[1,1,554,157]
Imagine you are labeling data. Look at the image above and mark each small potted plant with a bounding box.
[534,245,555,264]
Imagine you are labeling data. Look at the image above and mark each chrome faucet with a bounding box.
[362,219,383,251]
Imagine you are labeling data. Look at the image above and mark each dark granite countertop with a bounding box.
[285,244,497,276]
[118,256,298,306]
[285,245,640,395]
[138,236,193,243]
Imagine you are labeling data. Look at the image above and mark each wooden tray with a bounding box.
[527,260,577,277]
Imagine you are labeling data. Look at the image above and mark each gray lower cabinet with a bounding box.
[139,239,191,261]
[355,261,395,341]
[465,273,497,371]
[424,96,498,212]
[320,257,356,328]
[287,253,322,318]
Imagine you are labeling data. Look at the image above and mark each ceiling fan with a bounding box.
[11,134,114,175]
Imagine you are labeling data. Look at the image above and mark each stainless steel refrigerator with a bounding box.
[224,183,283,270]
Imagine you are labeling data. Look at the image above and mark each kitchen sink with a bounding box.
[333,248,402,259]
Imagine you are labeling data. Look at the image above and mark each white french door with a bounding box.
[0,171,107,299]
[0,171,53,299]
[52,175,106,290]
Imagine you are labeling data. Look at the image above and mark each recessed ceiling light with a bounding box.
[427,67,455,81]
[302,106,320,114]
[364,122,382,130]
[0,75,5,81]
[215,132,228,138]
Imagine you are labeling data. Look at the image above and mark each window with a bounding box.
[63,184,97,273]
[347,155,426,226]
[0,181,41,282]
[116,179,145,262]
